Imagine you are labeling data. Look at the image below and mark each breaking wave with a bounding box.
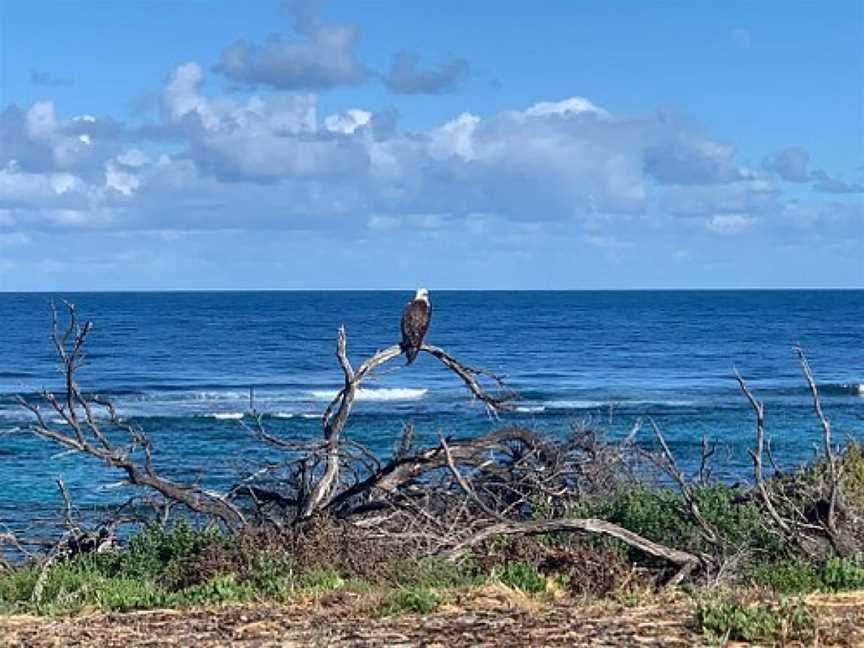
[837,383,864,396]
[202,412,245,420]
[307,388,428,402]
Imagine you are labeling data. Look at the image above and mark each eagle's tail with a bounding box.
[403,345,419,365]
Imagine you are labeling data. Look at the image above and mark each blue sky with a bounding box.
[0,0,861,290]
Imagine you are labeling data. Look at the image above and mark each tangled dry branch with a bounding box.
[5,304,860,587]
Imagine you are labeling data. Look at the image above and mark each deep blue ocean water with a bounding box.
[1,290,862,529]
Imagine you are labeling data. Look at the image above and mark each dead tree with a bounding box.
[300,326,517,517]
[16,302,246,532]
[735,347,852,558]
[11,305,706,581]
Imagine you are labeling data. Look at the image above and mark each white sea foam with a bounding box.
[307,388,428,402]
[271,412,296,419]
[97,480,128,491]
[137,390,249,402]
[544,400,606,409]
[300,413,319,419]
[516,405,546,413]
[627,399,695,407]
[207,412,245,420]
[542,399,694,410]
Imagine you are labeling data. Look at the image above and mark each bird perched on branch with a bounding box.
[400,288,431,365]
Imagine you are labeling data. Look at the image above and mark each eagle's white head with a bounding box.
[414,288,430,303]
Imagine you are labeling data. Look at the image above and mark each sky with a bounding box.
[0,0,862,290]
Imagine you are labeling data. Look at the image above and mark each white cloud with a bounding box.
[428,113,480,160]
[212,2,367,92]
[521,97,610,119]
[324,109,371,134]
[384,51,470,94]
[3,65,851,254]
[705,213,754,233]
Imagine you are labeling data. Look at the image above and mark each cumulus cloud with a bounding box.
[3,62,855,248]
[384,51,470,94]
[763,147,811,182]
[0,103,122,179]
[810,169,864,194]
[763,146,863,193]
[213,1,366,90]
[659,179,779,218]
[160,63,368,183]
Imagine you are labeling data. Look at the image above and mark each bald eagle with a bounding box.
[400,288,431,365]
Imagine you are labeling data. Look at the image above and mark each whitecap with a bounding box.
[206,412,245,420]
[627,399,695,407]
[516,405,546,413]
[300,413,319,419]
[307,388,428,402]
[271,412,296,419]
[544,400,606,409]
[138,390,248,402]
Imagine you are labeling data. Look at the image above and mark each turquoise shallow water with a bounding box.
[1,290,862,527]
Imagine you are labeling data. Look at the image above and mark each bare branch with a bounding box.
[648,418,718,546]
[795,345,841,535]
[734,368,792,535]
[300,326,518,517]
[17,306,247,532]
[438,517,702,575]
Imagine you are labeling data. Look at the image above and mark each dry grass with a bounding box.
[2,589,862,647]
[0,591,695,647]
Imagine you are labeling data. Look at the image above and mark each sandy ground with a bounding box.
[1,588,862,647]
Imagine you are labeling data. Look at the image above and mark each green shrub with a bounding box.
[395,558,484,590]
[594,486,693,550]
[298,566,345,592]
[841,442,864,511]
[751,559,820,594]
[752,556,864,594]
[379,587,447,616]
[695,596,815,644]
[244,553,296,599]
[4,558,163,614]
[492,561,546,593]
[586,484,783,558]
[0,566,39,613]
[820,557,864,591]
[110,520,223,581]
[164,574,253,607]
[691,485,781,553]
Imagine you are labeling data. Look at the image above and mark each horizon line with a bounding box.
[1,287,862,295]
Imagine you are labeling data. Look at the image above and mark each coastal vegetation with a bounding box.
[1,303,863,645]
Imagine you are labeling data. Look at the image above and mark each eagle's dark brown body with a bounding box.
[400,290,431,365]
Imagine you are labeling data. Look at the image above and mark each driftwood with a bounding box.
[439,518,700,584]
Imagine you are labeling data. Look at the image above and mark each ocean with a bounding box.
[1,290,862,528]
